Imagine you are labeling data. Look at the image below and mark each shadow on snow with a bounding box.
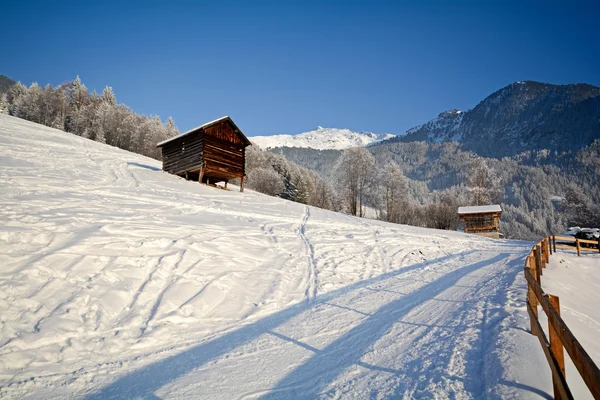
[86,249,538,399]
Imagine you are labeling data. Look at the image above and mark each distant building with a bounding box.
[156,116,251,192]
[457,204,502,239]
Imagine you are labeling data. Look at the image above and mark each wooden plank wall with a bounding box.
[203,135,245,178]
[461,212,501,233]
[204,123,245,146]
[161,133,203,175]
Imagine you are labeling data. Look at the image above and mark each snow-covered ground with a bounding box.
[250,126,396,150]
[541,250,600,399]
[0,114,553,398]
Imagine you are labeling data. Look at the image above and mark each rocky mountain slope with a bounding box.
[388,81,600,158]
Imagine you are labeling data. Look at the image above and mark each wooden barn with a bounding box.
[458,204,502,239]
[156,116,251,191]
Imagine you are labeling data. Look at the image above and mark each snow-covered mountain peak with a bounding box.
[250,126,396,150]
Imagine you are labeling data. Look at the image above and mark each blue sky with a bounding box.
[2,1,599,136]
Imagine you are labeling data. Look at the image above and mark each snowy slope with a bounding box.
[250,126,396,150]
[542,251,600,400]
[0,114,553,399]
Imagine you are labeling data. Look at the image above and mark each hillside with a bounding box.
[250,126,396,150]
[389,81,600,158]
[0,114,555,398]
[0,75,16,94]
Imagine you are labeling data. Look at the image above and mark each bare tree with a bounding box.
[378,162,409,222]
[333,147,375,216]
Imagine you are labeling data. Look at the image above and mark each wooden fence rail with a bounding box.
[525,236,600,399]
[552,235,600,257]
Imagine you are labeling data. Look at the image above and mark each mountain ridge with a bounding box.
[254,81,600,158]
[383,80,600,157]
[250,126,396,150]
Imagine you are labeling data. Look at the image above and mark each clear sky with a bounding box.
[2,1,599,136]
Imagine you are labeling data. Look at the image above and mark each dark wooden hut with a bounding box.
[156,116,251,191]
[458,204,502,239]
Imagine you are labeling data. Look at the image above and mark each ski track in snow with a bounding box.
[0,115,553,399]
[299,206,318,302]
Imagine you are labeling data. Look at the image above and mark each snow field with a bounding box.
[0,114,551,398]
[540,251,600,399]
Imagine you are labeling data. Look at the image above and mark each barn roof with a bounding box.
[156,116,251,147]
[457,204,502,215]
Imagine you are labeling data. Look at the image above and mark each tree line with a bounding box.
[0,77,177,159]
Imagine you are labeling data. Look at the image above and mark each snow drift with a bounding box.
[0,114,553,399]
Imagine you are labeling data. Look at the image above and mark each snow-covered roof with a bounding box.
[457,205,502,215]
[156,116,250,147]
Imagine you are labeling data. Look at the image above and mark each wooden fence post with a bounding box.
[548,294,565,400]
[576,239,581,257]
[553,235,557,253]
[527,275,538,335]
[597,237,600,253]
[539,243,546,269]
[549,237,553,255]
[541,241,545,264]
[534,246,542,281]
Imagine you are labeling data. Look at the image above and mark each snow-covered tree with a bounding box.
[561,184,599,227]
[467,157,503,205]
[7,81,27,117]
[379,162,409,222]
[101,86,116,105]
[165,116,178,138]
[0,93,8,114]
[247,167,285,195]
[333,147,375,216]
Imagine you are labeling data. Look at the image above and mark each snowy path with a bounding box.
[0,115,551,399]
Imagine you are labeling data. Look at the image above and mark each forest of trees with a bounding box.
[244,143,510,233]
[264,141,600,241]
[3,77,598,241]
[0,77,177,159]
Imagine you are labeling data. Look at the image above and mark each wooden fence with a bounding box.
[525,236,600,399]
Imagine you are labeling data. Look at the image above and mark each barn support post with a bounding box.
[224,181,228,189]
[199,168,205,184]
[240,176,246,192]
